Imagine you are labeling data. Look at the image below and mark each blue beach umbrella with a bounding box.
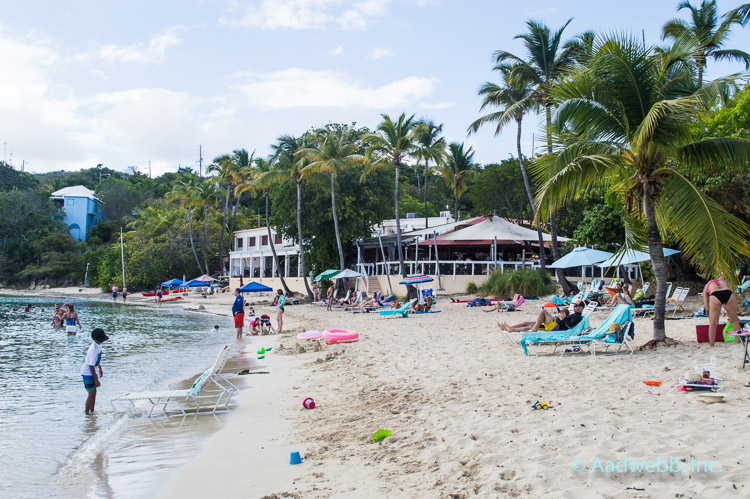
[597,248,681,268]
[239,282,273,293]
[161,278,184,287]
[184,279,210,288]
[548,247,614,268]
[399,274,434,285]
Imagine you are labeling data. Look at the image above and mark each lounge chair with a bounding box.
[632,282,675,317]
[379,299,417,318]
[504,315,591,346]
[111,345,238,417]
[519,304,633,356]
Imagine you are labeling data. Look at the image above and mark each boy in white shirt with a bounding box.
[81,328,109,414]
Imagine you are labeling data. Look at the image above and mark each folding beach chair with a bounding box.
[589,320,635,356]
[504,315,590,346]
[112,345,239,417]
[519,304,633,356]
[379,299,416,318]
[633,283,675,317]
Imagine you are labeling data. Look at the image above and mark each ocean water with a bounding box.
[0,296,236,498]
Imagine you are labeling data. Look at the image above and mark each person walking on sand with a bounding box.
[156,289,163,308]
[326,285,334,312]
[275,289,285,333]
[232,288,245,340]
[81,328,109,415]
[64,303,82,335]
[703,274,741,346]
[122,286,127,303]
[111,285,118,303]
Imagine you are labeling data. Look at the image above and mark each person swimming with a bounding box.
[24,304,32,313]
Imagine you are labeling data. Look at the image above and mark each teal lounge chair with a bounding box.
[520,304,633,356]
[379,299,416,318]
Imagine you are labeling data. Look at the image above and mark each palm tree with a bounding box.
[662,0,750,87]
[208,150,250,271]
[168,176,205,274]
[363,113,419,277]
[227,150,254,252]
[468,63,548,276]
[495,19,578,290]
[532,34,750,346]
[236,157,291,295]
[273,134,314,300]
[299,128,365,272]
[193,179,219,275]
[438,143,479,221]
[413,120,446,229]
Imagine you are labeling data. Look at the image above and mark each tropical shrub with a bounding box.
[475,268,556,298]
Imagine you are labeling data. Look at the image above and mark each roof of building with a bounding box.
[50,185,100,201]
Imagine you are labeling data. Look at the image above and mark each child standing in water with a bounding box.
[81,328,109,414]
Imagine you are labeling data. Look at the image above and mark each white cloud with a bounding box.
[419,101,455,110]
[368,47,392,59]
[234,68,438,110]
[219,0,393,30]
[329,45,344,55]
[78,27,183,65]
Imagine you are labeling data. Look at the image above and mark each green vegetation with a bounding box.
[472,268,556,298]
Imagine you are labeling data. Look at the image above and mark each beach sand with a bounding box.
[9,286,749,497]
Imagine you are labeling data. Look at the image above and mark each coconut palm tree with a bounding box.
[363,113,419,277]
[662,0,750,87]
[168,176,205,274]
[235,157,291,295]
[495,19,578,290]
[532,34,750,346]
[193,179,220,274]
[413,120,446,229]
[273,134,314,300]
[468,63,548,276]
[438,143,479,221]
[226,149,254,251]
[299,127,365,272]
[209,149,251,270]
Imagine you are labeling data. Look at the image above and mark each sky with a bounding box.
[1,0,749,176]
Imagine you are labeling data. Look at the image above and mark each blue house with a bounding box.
[50,186,105,241]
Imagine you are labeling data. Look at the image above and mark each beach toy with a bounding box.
[322,328,358,345]
[531,400,549,410]
[297,330,323,340]
[289,451,303,465]
[257,355,265,360]
[372,429,392,442]
[303,397,315,409]
[257,348,266,355]
[642,381,662,386]
[266,347,272,351]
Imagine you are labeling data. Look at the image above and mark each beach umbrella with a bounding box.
[597,248,681,268]
[195,274,216,282]
[315,269,341,281]
[399,274,434,285]
[240,281,273,293]
[161,278,183,287]
[184,279,210,287]
[548,247,614,268]
[330,269,364,279]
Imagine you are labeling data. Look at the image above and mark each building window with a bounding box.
[236,237,243,249]
[66,199,74,206]
[274,235,282,244]
[261,235,268,246]
[248,237,256,247]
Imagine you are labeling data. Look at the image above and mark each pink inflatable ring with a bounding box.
[322,328,359,345]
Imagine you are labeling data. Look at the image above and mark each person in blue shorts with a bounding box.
[81,328,109,414]
[111,285,118,303]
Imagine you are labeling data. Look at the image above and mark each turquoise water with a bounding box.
[0,296,232,498]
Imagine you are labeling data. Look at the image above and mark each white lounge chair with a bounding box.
[112,345,238,417]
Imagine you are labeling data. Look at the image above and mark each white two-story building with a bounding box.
[229,227,301,279]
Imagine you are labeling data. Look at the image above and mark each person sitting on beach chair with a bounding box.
[498,302,584,333]
[409,296,434,313]
[604,283,634,307]
[484,294,524,313]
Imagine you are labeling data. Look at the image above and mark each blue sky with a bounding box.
[1,0,749,176]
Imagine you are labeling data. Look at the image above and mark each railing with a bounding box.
[357,260,541,278]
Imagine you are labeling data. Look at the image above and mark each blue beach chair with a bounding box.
[379,299,416,318]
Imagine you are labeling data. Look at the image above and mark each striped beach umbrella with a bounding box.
[399,274,434,285]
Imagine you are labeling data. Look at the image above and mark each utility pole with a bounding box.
[199,144,203,177]
[21,160,24,172]
[149,160,152,178]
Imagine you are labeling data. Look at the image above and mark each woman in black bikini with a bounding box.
[703,275,741,346]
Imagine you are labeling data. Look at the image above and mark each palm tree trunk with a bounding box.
[516,118,547,277]
[415,166,421,192]
[454,189,459,221]
[545,106,570,293]
[202,208,210,274]
[266,191,290,295]
[394,160,405,277]
[228,193,241,251]
[297,180,313,300]
[423,159,429,229]
[187,207,203,274]
[218,184,230,270]
[643,192,668,342]
[331,173,345,270]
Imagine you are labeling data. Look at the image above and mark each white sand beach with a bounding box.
[7,286,748,497]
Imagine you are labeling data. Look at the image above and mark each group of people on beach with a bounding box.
[232,288,285,339]
[111,285,127,303]
[51,303,82,334]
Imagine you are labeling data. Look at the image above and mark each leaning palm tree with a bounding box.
[412,120,446,229]
[168,176,205,275]
[468,63,547,276]
[273,134,314,300]
[363,113,419,277]
[236,157,291,295]
[438,143,479,221]
[662,0,750,87]
[495,19,578,290]
[193,179,220,274]
[226,150,254,249]
[532,34,750,347]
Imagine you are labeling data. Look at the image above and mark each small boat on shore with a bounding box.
[142,290,170,297]
[153,296,183,303]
